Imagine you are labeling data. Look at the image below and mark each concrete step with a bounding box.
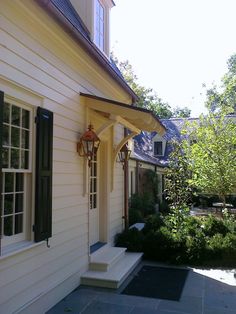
[89,246,127,271]
[81,252,143,289]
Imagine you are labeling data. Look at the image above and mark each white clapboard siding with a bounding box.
[1,255,88,314]
[0,1,131,312]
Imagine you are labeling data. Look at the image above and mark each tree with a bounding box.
[205,53,236,113]
[165,140,193,210]
[172,106,191,118]
[111,54,191,118]
[164,139,193,232]
[184,110,236,208]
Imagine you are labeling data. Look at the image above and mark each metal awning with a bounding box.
[80,93,166,136]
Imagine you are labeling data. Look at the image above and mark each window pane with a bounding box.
[15,214,23,234]
[11,127,20,147]
[90,179,93,193]
[5,173,14,192]
[3,103,10,123]
[93,194,97,208]
[21,150,29,169]
[100,19,104,35]
[93,179,97,193]
[4,194,14,215]
[3,125,10,146]
[90,194,93,209]
[96,0,100,13]
[154,142,163,155]
[22,109,30,129]
[11,105,21,126]
[2,148,9,168]
[15,193,23,213]
[100,5,104,19]
[11,148,20,168]
[4,216,13,236]
[16,173,24,192]
[21,130,29,149]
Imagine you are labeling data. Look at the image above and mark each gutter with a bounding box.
[130,156,166,168]
[35,0,138,103]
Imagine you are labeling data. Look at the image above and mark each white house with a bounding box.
[0,0,165,313]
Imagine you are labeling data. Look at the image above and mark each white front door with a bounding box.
[89,152,99,246]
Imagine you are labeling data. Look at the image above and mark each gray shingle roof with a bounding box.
[133,117,198,166]
[133,115,236,167]
[51,0,90,39]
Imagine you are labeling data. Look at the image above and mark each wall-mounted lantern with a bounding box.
[118,143,131,164]
[77,124,100,167]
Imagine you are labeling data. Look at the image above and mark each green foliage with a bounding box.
[143,227,184,263]
[111,54,191,118]
[172,106,191,118]
[202,215,229,237]
[115,228,144,252]
[165,140,193,211]
[143,214,164,235]
[129,208,143,226]
[128,192,156,226]
[145,170,160,203]
[205,233,236,266]
[115,212,236,267]
[159,199,170,213]
[205,53,236,113]
[184,110,236,206]
[164,139,193,234]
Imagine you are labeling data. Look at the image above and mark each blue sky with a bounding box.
[111,0,236,117]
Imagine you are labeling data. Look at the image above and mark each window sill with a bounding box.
[0,240,45,260]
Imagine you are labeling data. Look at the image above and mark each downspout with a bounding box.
[135,160,139,194]
[123,128,129,229]
[124,157,129,229]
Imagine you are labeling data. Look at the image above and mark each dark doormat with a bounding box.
[121,265,189,301]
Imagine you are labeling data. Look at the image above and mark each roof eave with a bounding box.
[35,0,138,102]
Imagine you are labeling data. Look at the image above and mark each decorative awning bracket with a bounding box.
[111,131,138,191]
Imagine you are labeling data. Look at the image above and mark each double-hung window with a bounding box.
[94,0,105,51]
[0,90,53,255]
[1,100,32,247]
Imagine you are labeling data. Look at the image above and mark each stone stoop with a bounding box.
[81,246,143,289]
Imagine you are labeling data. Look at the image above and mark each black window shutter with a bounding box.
[35,107,53,243]
[0,91,3,253]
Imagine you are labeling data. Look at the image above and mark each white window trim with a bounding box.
[154,141,164,157]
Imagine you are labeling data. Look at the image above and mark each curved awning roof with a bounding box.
[80,93,166,136]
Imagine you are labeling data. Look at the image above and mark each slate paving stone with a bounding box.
[95,292,160,309]
[46,263,236,314]
[46,289,98,314]
[204,308,236,314]
[158,296,202,314]
[204,277,236,311]
[81,300,133,314]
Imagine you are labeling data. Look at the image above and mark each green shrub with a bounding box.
[143,226,185,264]
[143,214,164,235]
[129,193,155,218]
[129,208,143,226]
[115,228,144,252]
[202,215,229,237]
[115,209,236,267]
[159,199,170,214]
[182,216,203,237]
[184,230,207,264]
